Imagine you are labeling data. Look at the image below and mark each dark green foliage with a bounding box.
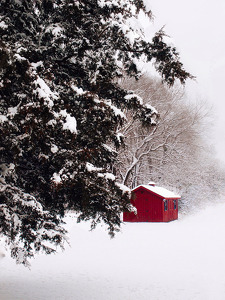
[0,0,192,264]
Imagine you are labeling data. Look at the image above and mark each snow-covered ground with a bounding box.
[1,202,225,300]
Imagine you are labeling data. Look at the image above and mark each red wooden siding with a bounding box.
[123,186,179,223]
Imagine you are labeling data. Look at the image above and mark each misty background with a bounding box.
[143,0,225,163]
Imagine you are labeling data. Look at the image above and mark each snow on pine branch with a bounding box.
[0,20,8,29]
[33,76,58,108]
[86,162,115,181]
[98,0,152,50]
[125,93,144,105]
[115,182,131,195]
[71,85,87,96]
[98,172,116,181]
[55,110,77,134]
[86,162,103,173]
[0,183,67,266]
[45,24,64,38]
[51,165,77,185]
[125,93,158,115]
[0,115,8,123]
[94,98,127,120]
[86,162,131,192]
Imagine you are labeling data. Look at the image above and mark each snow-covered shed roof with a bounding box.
[132,184,180,199]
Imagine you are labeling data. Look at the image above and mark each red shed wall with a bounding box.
[123,188,179,222]
[123,188,164,222]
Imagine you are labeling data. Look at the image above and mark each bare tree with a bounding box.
[116,75,225,211]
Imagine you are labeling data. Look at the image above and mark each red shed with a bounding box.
[123,182,180,222]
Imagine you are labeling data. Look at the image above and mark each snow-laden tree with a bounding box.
[0,0,191,264]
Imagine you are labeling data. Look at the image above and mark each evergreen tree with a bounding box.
[0,0,192,265]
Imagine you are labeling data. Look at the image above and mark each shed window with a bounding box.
[174,199,177,210]
[164,199,168,211]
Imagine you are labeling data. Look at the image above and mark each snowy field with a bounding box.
[1,202,225,300]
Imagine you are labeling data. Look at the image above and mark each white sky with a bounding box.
[143,0,225,162]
